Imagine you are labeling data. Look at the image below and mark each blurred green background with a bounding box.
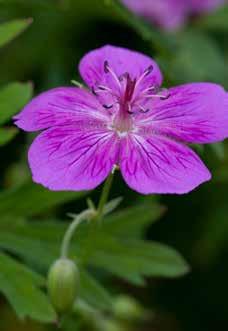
[1,1,228,330]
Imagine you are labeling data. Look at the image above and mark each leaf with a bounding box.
[60,315,82,331]
[0,180,86,219]
[88,235,189,285]
[0,252,56,322]
[0,216,189,289]
[0,82,33,125]
[0,220,87,269]
[79,269,113,311]
[0,127,18,146]
[103,198,165,237]
[102,197,123,216]
[0,220,81,271]
[0,201,187,290]
[0,231,59,269]
[0,19,32,48]
[0,226,113,312]
[210,142,225,160]
[170,31,226,84]
[198,6,228,30]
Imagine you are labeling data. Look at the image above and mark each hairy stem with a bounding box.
[60,173,114,258]
[96,172,114,221]
[61,209,94,258]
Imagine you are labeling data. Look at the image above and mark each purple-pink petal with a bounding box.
[137,83,228,144]
[28,126,119,191]
[14,87,109,132]
[120,134,211,194]
[79,45,163,91]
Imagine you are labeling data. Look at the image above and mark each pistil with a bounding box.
[92,61,170,135]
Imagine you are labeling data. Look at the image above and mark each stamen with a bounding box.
[143,94,169,100]
[104,60,109,74]
[103,60,121,89]
[144,65,153,76]
[134,65,154,90]
[97,85,112,92]
[141,87,170,100]
[156,88,170,100]
[142,84,160,95]
[103,104,113,109]
[119,72,129,82]
[127,103,134,114]
[119,73,125,81]
[133,102,150,114]
[92,85,112,96]
[139,105,150,113]
[92,86,98,96]
[91,61,169,125]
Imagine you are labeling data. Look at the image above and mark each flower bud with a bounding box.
[113,295,147,321]
[47,258,79,313]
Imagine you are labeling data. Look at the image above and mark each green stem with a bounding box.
[96,173,114,221]
[61,209,94,258]
[60,173,114,259]
[82,173,114,262]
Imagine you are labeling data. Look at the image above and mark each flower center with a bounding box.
[92,61,170,135]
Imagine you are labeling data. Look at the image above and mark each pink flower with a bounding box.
[14,45,228,194]
[190,0,226,13]
[122,0,226,31]
[122,0,188,31]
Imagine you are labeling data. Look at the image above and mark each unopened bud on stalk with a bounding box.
[113,295,148,321]
[47,258,79,313]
